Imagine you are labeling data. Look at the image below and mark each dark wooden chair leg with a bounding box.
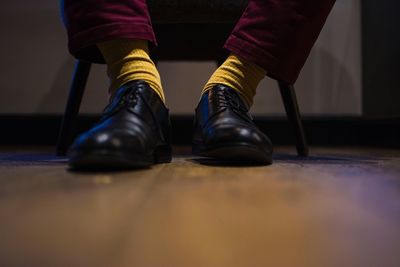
[56,60,92,156]
[278,81,309,157]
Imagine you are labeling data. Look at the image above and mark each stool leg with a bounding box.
[278,81,309,157]
[56,60,92,156]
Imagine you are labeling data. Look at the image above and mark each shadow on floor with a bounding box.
[0,153,68,167]
[272,153,381,165]
[189,153,381,167]
[0,151,382,168]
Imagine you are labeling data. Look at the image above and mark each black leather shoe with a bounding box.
[68,80,172,169]
[192,85,273,164]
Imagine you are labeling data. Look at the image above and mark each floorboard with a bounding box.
[0,146,399,267]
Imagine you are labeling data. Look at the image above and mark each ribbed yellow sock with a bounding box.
[97,39,165,102]
[202,54,266,107]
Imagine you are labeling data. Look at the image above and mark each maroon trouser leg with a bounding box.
[61,0,335,84]
[61,0,156,63]
[224,0,336,84]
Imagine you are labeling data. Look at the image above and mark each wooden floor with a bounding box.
[0,146,399,267]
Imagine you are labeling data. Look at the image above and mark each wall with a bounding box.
[362,0,400,117]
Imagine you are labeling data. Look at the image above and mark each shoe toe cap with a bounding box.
[205,123,272,149]
[69,127,148,155]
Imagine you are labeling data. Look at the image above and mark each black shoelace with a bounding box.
[101,88,140,120]
[212,88,255,123]
[215,89,248,113]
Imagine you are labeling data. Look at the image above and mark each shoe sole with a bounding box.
[68,145,172,170]
[193,142,272,165]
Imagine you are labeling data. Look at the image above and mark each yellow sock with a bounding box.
[202,54,266,107]
[97,39,165,102]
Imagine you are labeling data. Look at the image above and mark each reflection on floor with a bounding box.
[0,146,399,267]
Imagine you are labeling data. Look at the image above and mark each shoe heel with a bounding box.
[154,144,172,163]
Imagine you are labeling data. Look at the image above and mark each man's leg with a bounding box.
[61,0,171,169]
[62,0,156,63]
[195,0,335,164]
[224,0,336,86]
